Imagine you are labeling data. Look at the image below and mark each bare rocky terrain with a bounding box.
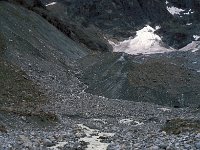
[1,0,200,150]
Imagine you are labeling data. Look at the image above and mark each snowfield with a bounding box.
[109,25,174,55]
[167,6,185,15]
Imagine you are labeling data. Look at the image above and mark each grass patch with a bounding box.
[162,118,200,134]
[0,60,46,107]
[0,107,58,122]
[0,60,58,123]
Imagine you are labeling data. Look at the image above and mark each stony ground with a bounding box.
[1,69,200,150]
[1,1,200,150]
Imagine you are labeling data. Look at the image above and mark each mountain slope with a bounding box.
[0,1,89,120]
[1,1,200,149]
[78,52,200,108]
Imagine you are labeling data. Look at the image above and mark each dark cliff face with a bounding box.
[62,0,172,38]
[43,0,200,48]
[2,0,112,52]
[169,0,200,10]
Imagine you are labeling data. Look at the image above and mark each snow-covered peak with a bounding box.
[109,25,173,55]
[46,2,57,7]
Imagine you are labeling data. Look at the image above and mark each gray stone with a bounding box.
[184,144,191,149]
[149,146,159,150]
[195,133,200,139]
[107,143,121,150]
[19,135,29,142]
[43,139,55,147]
[23,142,33,148]
[159,143,168,149]
[166,145,176,150]
[133,143,140,147]
[195,142,200,149]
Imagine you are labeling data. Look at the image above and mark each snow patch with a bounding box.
[77,124,115,150]
[184,9,195,15]
[119,119,144,126]
[158,108,171,112]
[186,23,192,26]
[119,119,133,124]
[134,121,144,126]
[179,41,200,52]
[109,25,173,55]
[46,2,57,7]
[193,35,200,41]
[167,6,185,15]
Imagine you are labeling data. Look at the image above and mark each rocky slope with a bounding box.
[1,0,200,150]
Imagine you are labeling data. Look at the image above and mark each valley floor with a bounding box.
[1,73,200,150]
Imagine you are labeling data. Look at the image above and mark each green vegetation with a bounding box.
[162,118,200,134]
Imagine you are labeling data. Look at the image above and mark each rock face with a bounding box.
[6,0,45,9]
[59,0,172,38]
[42,0,200,48]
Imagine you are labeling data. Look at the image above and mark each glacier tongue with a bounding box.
[109,25,174,55]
